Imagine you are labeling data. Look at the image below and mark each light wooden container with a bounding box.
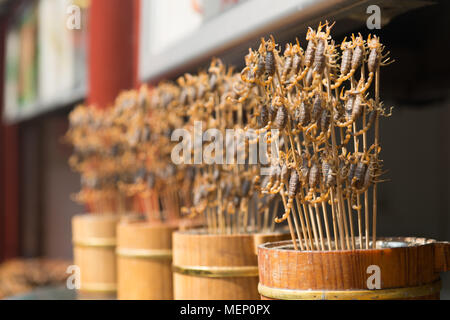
[72,214,119,299]
[258,237,450,300]
[173,230,289,300]
[117,221,177,300]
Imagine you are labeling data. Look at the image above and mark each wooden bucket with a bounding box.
[258,237,450,300]
[116,221,177,300]
[72,214,119,299]
[173,230,289,300]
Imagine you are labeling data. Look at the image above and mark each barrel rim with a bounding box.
[258,237,437,253]
[173,265,259,278]
[73,237,117,248]
[116,247,172,259]
[258,280,442,300]
[79,282,117,293]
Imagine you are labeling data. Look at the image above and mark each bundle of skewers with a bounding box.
[170,59,282,235]
[66,104,136,214]
[112,85,191,223]
[238,21,393,250]
[66,86,193,223]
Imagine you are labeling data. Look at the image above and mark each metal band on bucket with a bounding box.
[73,238,116,248]
[173,265,259,278]
[79,282,117,293]
[258,280,442,300]
[116,248,172,260]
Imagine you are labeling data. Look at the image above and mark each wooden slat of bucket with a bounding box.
[258,237,450,300]
[433,241,450,273]
[72,214,119,299]
[172,231,289,300]
[117,221,177,300]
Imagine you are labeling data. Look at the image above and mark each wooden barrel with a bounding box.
[258,237,450,300]
[117,221,177,300]
[173,230,289,300]
[72,214,119,299]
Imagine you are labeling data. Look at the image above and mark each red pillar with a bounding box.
[87,0,140,108]
[0,126,19,261]
[0,17,19,262]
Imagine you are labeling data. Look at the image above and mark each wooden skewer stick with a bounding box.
[289,192,305,250]
[348,195,363,249]
[372,187,377,249]
[338,190,351,250]
[236,203,242,234]
[373,65,381,249]
[211,206,218,234]
[273,126,302,248]
[331,187,345,250]
[347,194,356,250]
[307,200,320,250]
[352,70,369,250]
[270,197,279,232]
[243,198,249,233]
[325,66,349,250]
[283,186,305,250]
[358,104,367,250]
[207,207,213,234]
[329,192,339,250]
[226,207,231,235]
[294,197,311,250]
[280,190,299,250]
[292,129,314,250]
[206,206,211,234]
[218,181,225,234]
[298,192,316,250]
[254,196,259,232]
[280,132,304,247]
[320,198,332,250]
[311,140,330,251]
[298,137,319,249]
[312,193,325,250]
[275,132,302,249]
[263,205,270,232]
[358,117,373,249]
[364,191,370,249]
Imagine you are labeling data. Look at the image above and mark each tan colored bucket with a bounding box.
[258,237,450,300]
[72,214,119,299]
[173,230,289,300]
[117,221,176,300]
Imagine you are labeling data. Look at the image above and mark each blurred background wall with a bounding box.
[0,0,448,297]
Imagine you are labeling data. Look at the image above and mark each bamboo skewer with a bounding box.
[286,191,305,250]
[292,131,314,250]
[312,194,325,250]
[270,198,279,232]
[331,188,345,250]
[280,191,299,250]
[263,206,269,232]
[373,65,381,249]
[298,193,316,250]
[294,197,312,250]
[307,202,320,250]
[320,200,332,250]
